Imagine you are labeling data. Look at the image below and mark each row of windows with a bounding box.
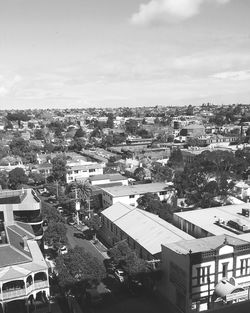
[68,169,96,175]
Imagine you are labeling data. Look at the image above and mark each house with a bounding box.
[159,235,250,313]
[101,182,171,209]
[0,218,49,312]
[99,202,193,261]
[66,160,104,183]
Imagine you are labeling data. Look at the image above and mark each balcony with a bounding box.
[14,214,43,225]
[1,288,26,301]
[34,281,49,289]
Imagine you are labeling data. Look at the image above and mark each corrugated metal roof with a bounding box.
[102,202,193,255]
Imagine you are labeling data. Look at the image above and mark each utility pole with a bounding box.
[75,188,80,225]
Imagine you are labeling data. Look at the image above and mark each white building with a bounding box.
[66,160,104,183]
[101,182,172,209]
[89,174,128,187]
[159,235,250,313]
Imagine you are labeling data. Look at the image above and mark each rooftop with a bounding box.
[101,182,168,197]
[174,203,250,236]
[89,173,127,182]
[164,234,249,255]
[102,202,193,255]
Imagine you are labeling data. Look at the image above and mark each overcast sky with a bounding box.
[0,0,249,109]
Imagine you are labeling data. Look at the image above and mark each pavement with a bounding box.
[66,225,108,262]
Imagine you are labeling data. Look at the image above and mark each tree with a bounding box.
[125,119,138,135]
[137,192,162,214]
[151,163,173,182]
[29,172,45,185]
[51,156,67,182]
[168,149,184,169]
[8,167,28,189]
[34,129,44,140]
[43,221,67,248]
[74,127,86,138]
[9,137,30,158]
[56,246,106,289]
[0,171,8,189]
[106,113,114,129]
[108,241,147,276]
[134,167,146,181]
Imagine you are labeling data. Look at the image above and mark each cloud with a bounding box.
[212,70,250,81]
[0,74,22,97]
[131,0,231,26]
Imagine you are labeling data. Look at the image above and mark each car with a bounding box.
[73,232,85,239]
[56,206,63,214]
[67,217,76,226]
[58,245,68,255]
[114,269,126,282]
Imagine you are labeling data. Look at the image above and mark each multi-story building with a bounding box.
[66,160,104,183]
[159,235,250,313]
[0,189,44,242]
[99,202,193,261]
[101,182,173,209]
[0,215,49,312]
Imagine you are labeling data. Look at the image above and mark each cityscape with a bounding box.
[1,1,250,313]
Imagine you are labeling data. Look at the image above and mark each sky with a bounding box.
[0,0,250,109]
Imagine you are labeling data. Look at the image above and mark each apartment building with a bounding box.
[159,235,250,313]
[101,182,171,209]
[66,161,104,183]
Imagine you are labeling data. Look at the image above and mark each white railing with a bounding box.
[1,289,26,300]
[34,281,49,289]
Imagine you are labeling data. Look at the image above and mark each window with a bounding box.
[197,266,210,285]
[74,170,79,174]
[240,258,250,275]
[89,169,95,173]
[129,195,135,198]
[222,262,229,278]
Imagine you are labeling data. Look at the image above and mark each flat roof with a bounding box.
[101,182,168,197]
[164,235,249,255]
[90,174,127,182]
[102,202,193,255]
[174,203,250,236]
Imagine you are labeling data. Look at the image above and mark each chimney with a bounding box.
[22,235,29,251]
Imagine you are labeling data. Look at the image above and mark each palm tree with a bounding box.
[68,180,92,219]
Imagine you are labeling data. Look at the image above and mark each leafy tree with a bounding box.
[168,149,184,169]
[8,167,28,189]
[137,192,161,214]
[9,137,30,158]
[41,201,65,223]
[134,167,146,181]
[67,181,92,216]
[0,171,8,189]
[125,119,138,135]
[34,129,44,140]
[29,172,45,185]
[51,156,67,182]
[106,113,114,129]
[74,127,86,138]
[56,246,106,289]
[108,241,147,276]
[151,163,173,182]
[43,221,67,247]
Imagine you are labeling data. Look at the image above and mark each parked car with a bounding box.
[58,245,68,255]
[114,269,126,282]
[73,232,85,239]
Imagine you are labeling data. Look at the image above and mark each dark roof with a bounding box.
[6,226,32,258]
[16,222,34,235]
[0,246,30,267]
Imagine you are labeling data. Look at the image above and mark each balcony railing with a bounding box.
[14,214,43,224]
[34,281,49,289]
[1,289,26,300]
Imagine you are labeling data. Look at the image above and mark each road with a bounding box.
[66,225,107,262]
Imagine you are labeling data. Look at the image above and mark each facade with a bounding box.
[101,182,172,209]
[0,189,44,241]
[99,202,193,261]
[0,219,49,312]
[66,161,104,183]
[159,235,250,313]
